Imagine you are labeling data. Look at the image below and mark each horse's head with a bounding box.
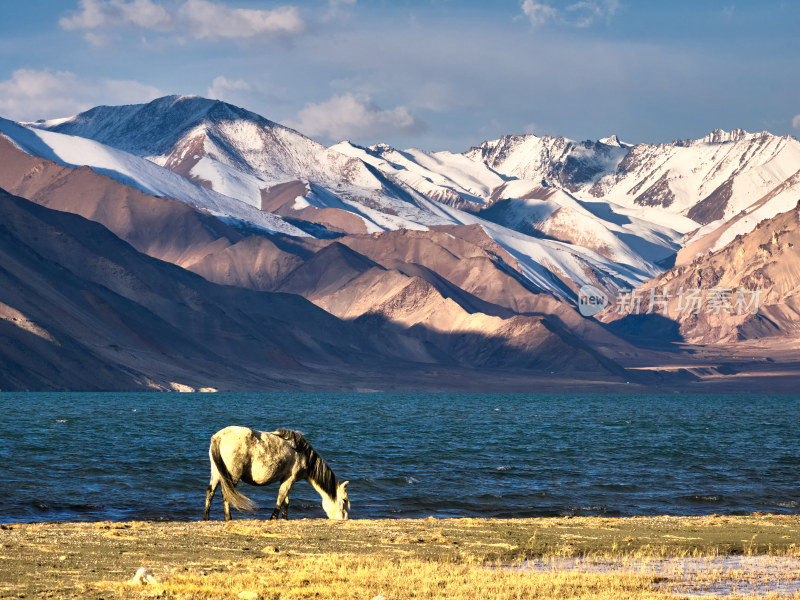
[323,480,350,520]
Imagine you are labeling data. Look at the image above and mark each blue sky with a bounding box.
[0,0,798,151]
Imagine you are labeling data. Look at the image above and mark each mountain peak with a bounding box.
[30,94,281,158]
[369,142,395,153]
[702,128,749,144]
[599,134,631,148]
[698,128,774,145]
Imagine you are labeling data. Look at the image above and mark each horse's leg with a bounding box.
[224,497,232,521]
[203,476,219,521]
[270,478,296,520]
[281,497,289,520]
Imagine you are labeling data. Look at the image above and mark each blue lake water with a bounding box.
[1,393,798,523]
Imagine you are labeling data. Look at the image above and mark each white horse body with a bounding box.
[203,426,349,521]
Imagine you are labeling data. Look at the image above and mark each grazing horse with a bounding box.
[203,426,350,521]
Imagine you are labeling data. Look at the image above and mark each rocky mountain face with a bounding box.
[1,95,799,390]
[602,201,800,344]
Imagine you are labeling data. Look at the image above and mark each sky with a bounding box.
[0,0,798,152]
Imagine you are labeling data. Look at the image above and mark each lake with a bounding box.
[1,393,798,523]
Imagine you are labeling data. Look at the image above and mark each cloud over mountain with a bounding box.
[287,93,427,143]
[0,69,162,121]
[207,75,250,100]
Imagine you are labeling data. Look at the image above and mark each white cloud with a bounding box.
[566,0,619,27]
[179,0,304,39]
[0,69,162,121]
[521,0,618,28]
[521,0,558,26]
[207,75,250,100]
[60,0,173,31]
[793,114,800,130]
[60,0,305,41]
[0,70,83,121]
[287,93,426,142]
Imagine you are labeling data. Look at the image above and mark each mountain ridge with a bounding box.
[20,96,800,294]
[2,94,799,391]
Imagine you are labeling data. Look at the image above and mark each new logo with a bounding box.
[578,284,609,316]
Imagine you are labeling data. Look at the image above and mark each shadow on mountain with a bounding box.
[655,252,677,269]
[280,217,346,239]
[349,310,631,381]
[604,313,685,351]
[574,199,633,226]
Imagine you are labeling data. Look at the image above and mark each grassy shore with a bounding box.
[2,514,800,599]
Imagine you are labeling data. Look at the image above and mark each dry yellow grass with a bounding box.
[4,515,800,598]
[111,553,668,600]
[106,552,800,600]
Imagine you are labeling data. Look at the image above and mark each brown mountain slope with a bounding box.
[0,134,244,268]
[0,187,455,390]
[275,239,629,375]
[0,187,630,389]
[675,169,800,268]
[602,201,800,344]
[0,133,314,291]
[1,135,632,365]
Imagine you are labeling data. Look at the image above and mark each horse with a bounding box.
[203,426,350,521]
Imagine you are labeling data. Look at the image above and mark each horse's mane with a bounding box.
[272,429,339,500]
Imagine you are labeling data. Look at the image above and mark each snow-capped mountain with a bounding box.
[18,96,673,300]
[32,95,448,234]
[331,140,504,207]
[603,200,800,344]
[465,133,631,193]
[4,94,800,391]
[0,116,306,237]
[18,95,800,305]
[465,128,800,259]
[334,141,685,269]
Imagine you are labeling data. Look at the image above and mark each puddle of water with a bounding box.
[519,555,800,597]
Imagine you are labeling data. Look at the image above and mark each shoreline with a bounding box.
[3,514,800,598]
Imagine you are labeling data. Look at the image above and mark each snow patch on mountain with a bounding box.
[415,195,648,297]
[331,140,503,207]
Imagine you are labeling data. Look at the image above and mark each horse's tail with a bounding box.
[209,435,257,513]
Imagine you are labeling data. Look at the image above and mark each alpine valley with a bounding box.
[1,95,799,391]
